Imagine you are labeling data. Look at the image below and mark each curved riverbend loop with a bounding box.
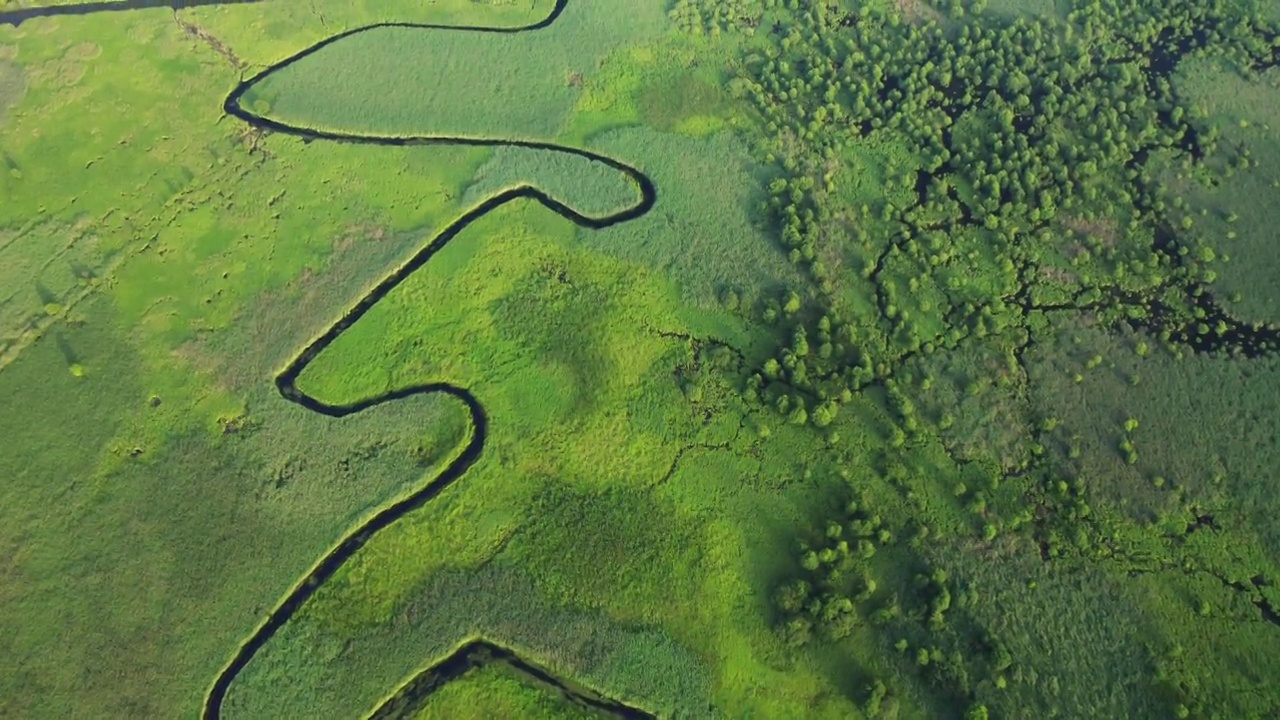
[367,640,657,720]
[203,2,656,718]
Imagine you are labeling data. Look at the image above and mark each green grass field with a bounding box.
[4,0,1280,719]
[405,661,607,720]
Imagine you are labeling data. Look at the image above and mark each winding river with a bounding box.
[205,1,658,718]
[2,1,659,715]
[9,1,1279,716]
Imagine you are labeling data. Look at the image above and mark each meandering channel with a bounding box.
[15,1,1277,716]
[199,1,657,718]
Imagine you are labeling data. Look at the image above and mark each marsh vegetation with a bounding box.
[2,0,1279,718]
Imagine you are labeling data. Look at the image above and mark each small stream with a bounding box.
[200,1,658,718]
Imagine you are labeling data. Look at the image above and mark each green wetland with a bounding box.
[2,0,1279,719]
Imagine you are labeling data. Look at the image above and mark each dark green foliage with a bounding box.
[670,0,763,36]
[770,474,1033,716]
[738,0,1280,402]
[750,1,1280,717]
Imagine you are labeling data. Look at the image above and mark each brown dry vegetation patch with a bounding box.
[895,0,923,19]
[0,58,26,119]
[64,42,101,62]
[896,0,942,24]
[29,56,86,88]
[951,530,1035,561]
[179,222,405,392]
[1061,214,1119,247]
[22,42,99,90]
[817,235,848,277]
[173,14,244,69]
[1040,266,1078,285]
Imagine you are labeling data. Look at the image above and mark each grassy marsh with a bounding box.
[5,0,1280,719]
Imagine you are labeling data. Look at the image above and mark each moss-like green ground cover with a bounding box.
[4,0,1280,719]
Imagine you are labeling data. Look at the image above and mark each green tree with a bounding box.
[774,579,811,613]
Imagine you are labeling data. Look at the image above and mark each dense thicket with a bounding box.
[731,0,1280,435]
[772,485,1010,720]
[679,0,1280,716]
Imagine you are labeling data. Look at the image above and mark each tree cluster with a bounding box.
[773,493,892,646]
[669,0,763,36]
[736,0,1280,420]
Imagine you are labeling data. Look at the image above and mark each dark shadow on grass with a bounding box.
[0,0,266,27]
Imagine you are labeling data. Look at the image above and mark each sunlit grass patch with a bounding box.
[238,0,669,140]
[406,660,604,720]
[462,146,643,219]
